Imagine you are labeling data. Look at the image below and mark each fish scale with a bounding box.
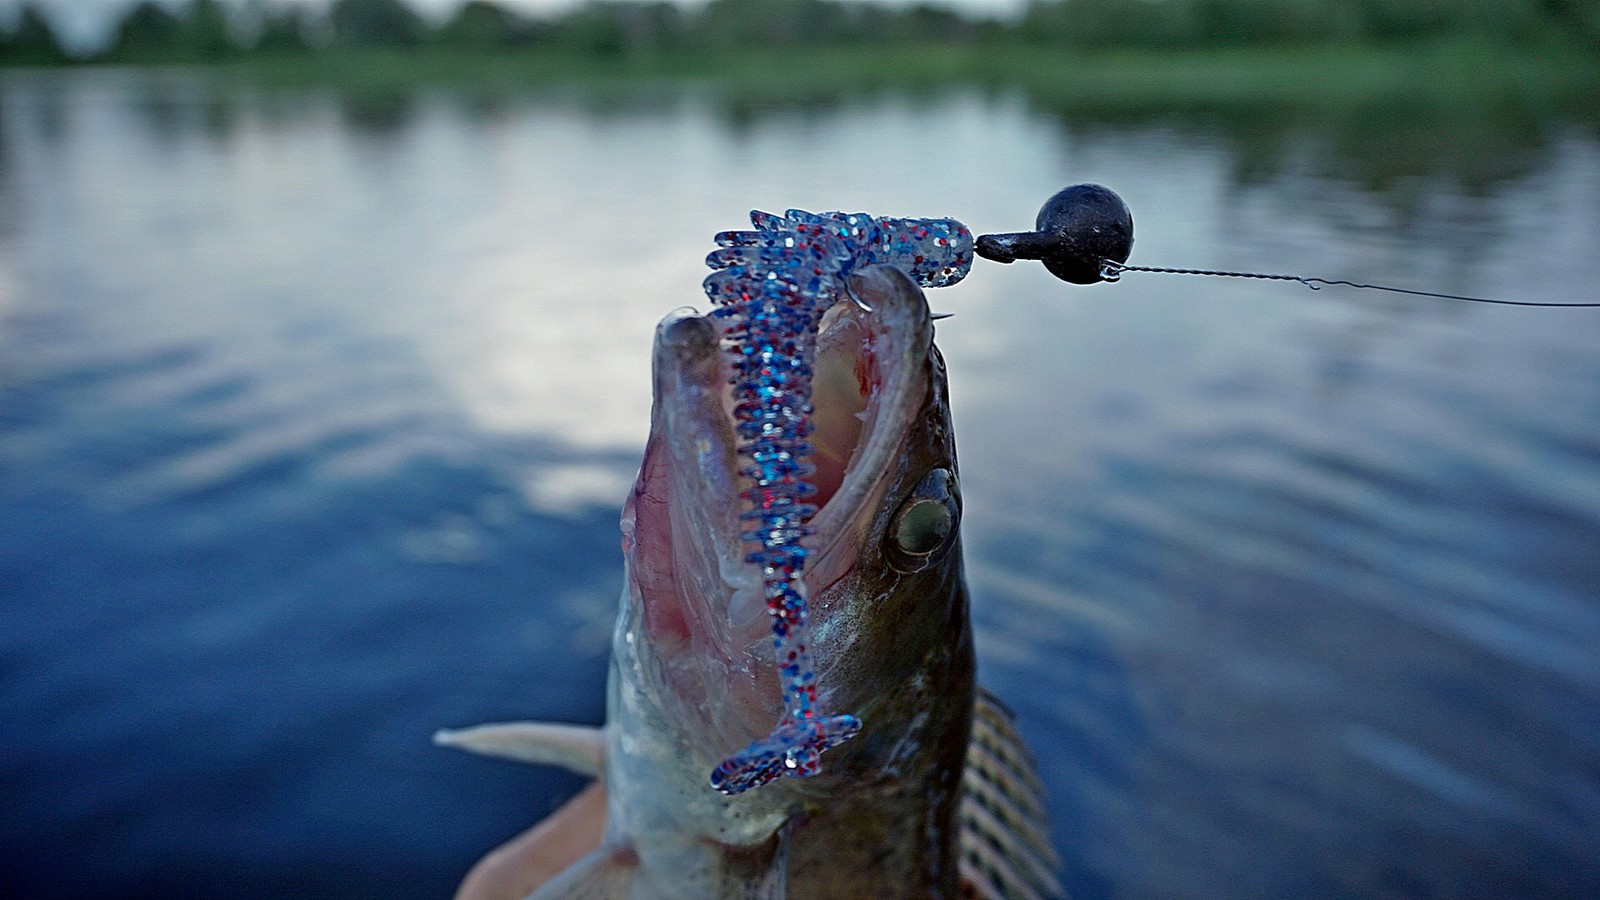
[702,208,974,795]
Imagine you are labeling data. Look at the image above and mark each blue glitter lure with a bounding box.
[702,208,972,795]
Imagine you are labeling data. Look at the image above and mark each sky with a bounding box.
[15,0,1034,54]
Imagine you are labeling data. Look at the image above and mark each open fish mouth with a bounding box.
[625,265,935,675]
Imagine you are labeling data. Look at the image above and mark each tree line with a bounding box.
[3,0,1597,66]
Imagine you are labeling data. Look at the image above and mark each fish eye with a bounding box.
[896,500,952,554]
[887,468,960,572]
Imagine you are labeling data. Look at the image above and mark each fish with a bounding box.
[437,264,1063,899]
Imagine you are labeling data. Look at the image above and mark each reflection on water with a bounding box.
[1,69,1597,899]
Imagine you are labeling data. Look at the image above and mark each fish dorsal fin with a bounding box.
[957,689,1066,900]
[434,721,605,778]
[527,845,637,899]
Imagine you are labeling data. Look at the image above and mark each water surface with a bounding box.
[2,69,1598,898]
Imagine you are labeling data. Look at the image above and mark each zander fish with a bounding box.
[438,264,1063,899]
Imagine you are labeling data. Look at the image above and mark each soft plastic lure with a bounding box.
[702,209,973,795]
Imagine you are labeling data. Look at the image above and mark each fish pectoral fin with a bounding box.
[527,844,638,900]
[434,721,605,778]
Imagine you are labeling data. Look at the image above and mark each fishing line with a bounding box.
[1098,260,1600,308]
[975,184,1600,309]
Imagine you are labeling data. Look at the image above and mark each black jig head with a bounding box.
[975,183,1133,284]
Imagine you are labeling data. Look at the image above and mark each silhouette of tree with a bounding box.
[1537,0,1600,53]
[250,2,311,56]
[184,0,239,60]
[694,0,858,47]
[545,2,685,56]
[1,4,69,65]
[433,0,537,49]
[615,2,688,52]
[892,4,971,43]
[106,1,185,61]
[327,0,425,48]
[550,10,621,55]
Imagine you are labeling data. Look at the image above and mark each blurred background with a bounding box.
[2,1,1599,897]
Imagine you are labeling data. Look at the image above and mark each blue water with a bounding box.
[2,69,1598,898]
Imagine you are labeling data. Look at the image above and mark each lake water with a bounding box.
[2,68,1598,899]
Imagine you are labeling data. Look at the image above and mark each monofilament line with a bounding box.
[1098,260,1600,308]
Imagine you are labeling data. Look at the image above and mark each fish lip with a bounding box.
[637,307,756,655]
[640,266,933,655]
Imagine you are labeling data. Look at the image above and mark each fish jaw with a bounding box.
[621,307,755,663]
[607,265,976,894]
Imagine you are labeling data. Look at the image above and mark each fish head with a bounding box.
[613,263,974,859]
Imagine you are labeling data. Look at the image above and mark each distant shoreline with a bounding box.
[12,41,1598,116]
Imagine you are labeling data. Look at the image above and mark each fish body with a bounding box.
[440,264,1060,898]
